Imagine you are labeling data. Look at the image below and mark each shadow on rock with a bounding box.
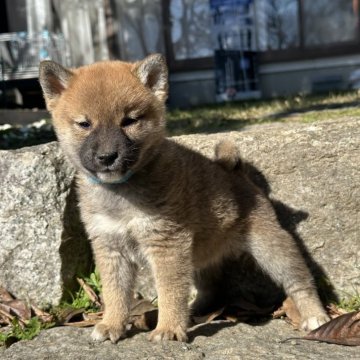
[60,177,93,301]
[187,321,240,343]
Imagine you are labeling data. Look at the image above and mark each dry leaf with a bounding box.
[191,298,275,326]
[130,299,156,316]
[327,303,348,319]
[129,299,158,330]
[63,319,98,328]
[0,315,9,325]
[0,287,14,302]
[303,311,360,346]
[273,297,301,329]
[192,307,225,325]
[83,311,103,321]
[223,314,239,323]
[131,309,158,330]
[0,306,14,324]
[0,305,26,329]
[56,307,85,324]
[31,304,54,324]
[62,311,103,328]
[3,300,31,322]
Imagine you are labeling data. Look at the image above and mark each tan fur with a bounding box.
[39,54,329,343]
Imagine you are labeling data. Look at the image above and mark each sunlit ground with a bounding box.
[1,90,360,149]
[167,90,360,135]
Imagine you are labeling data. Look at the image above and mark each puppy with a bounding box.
[39,54,329,343]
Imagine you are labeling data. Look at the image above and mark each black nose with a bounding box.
[96,152,118,166]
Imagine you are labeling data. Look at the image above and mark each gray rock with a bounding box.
[0,118,359,309]
[174,118,360,299]
[1,319,359,359]
[0,143,92,307]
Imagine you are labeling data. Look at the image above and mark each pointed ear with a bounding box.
[132,54,168,102]
[39,61,74,111]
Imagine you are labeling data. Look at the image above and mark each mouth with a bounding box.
[92,154,137,183]
[80,144,140,184]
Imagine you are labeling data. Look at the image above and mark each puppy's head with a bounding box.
[39,54,168,184]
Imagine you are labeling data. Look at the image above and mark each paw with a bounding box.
[300,314,330,331]
[91,321,126,343]
[148,325,188,342]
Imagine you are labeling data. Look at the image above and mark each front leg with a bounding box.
[145,237,193,342]
[91,238,136,343]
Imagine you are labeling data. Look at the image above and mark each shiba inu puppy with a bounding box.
[39,54,329,343]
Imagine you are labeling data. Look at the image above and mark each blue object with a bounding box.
[87,170,134,185]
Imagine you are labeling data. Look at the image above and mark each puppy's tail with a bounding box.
[215,140,243,172]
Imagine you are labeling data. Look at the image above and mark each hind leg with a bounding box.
[246,217,329,331]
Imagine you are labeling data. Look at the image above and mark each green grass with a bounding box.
[0,318,54,347]
[336,292,360,312]
[167,91,360,135]
[64,289,93,310]
[59,269,102,311]
[0,270,101,347]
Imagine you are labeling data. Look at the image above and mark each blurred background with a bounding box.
[1,0,360,147]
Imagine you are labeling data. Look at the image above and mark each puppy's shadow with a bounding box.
[187,321,238,343]
[60,178,93,299]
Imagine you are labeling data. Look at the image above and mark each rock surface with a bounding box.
[1,319,359,359]
[0,118,359,308]
[0,143,92,307]
[175,118,360,298]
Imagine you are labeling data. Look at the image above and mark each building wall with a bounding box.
[259,54,360,97]
[169,71,215,108]
[169,54,360,108]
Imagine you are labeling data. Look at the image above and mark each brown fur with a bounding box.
[39,54,329,343]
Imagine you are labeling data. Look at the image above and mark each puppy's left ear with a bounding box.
[133,54,168,102]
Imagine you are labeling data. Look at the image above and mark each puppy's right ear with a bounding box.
[132,54,168,102]
[39,61,74,111]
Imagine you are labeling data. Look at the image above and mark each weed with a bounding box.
[83,268,102,295]
[58,269,102,312]
[0,317,54,347]
[336,292,360,312]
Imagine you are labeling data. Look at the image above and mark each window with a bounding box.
[4,0,27,33]
[170,0,212,60]
[261,0,360,62]
[162,0,213,71]
[109,0,165,61]
[303,0,357,46]
[261,0,300,50]
[163,0,360,69]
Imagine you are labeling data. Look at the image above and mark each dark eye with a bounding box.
[76,120,91,129]
[121,117,139,127]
